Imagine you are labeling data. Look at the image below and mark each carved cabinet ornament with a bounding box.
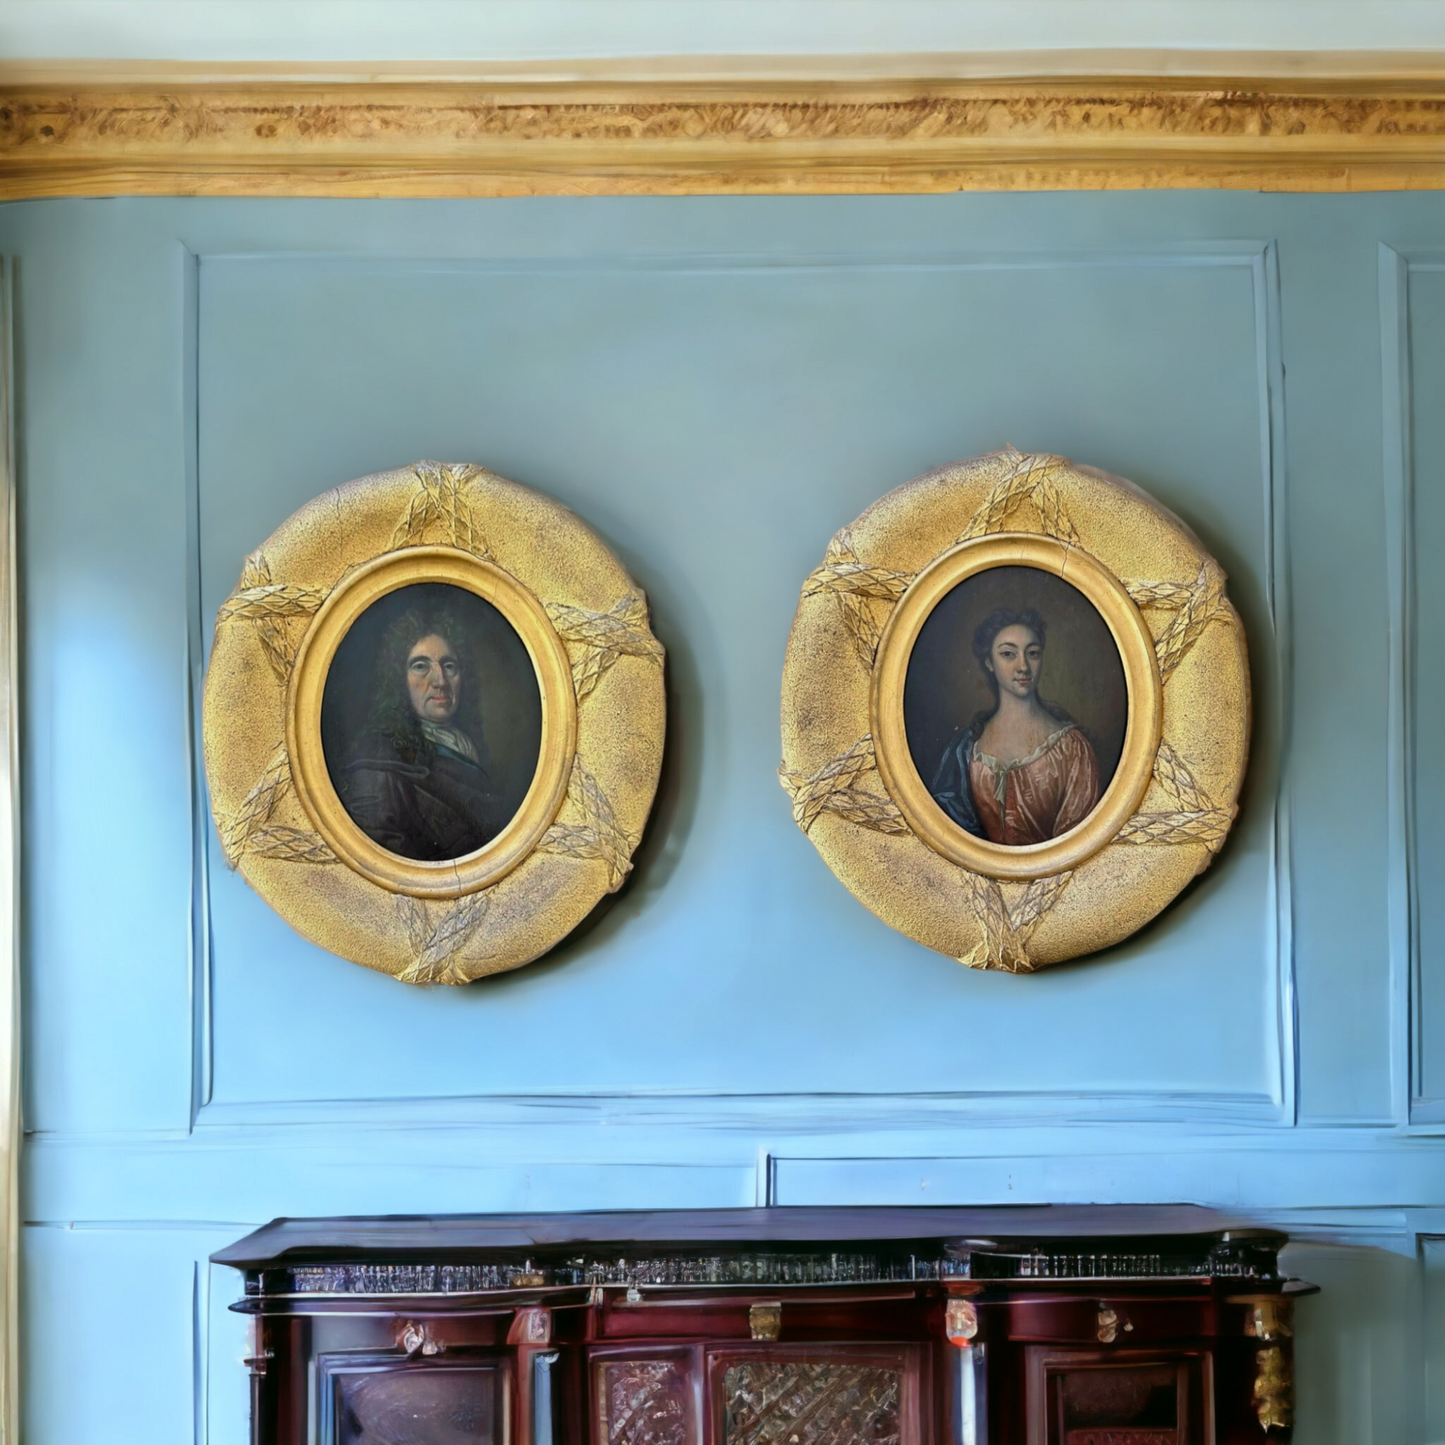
[203,461,665,983]
[780,447,1250,971]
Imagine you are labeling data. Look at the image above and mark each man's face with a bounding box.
[406,633,460,722]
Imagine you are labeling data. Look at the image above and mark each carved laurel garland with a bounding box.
[206,460,665,983]
[780,447,1246,973]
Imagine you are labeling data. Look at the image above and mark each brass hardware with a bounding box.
[397,1321,445,1357]
[1241,1298,1294,1342]
[507,1307,551,1345]
[749,1302,782,1341]
[1096,1305,1121,1343]
[945,1298,979,1345]
[1254,1346,1294,1431]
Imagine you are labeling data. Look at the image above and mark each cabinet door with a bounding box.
[708,1345,924,1445]
[318,1352,512,1445]
[593,1347,701,1445]
[1023,1348,1210,1445]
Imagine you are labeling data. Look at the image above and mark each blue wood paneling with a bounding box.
[2,192,1442,1442]
[1402,257,1445,1119]
[197,245,1281,1112]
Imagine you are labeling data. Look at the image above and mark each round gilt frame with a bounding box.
[204,460,666,985]
[871,534,1163,882]
[780,447,1250,973]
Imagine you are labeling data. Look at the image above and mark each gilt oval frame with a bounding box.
[286,545,577,900]
[204,460,666,984]
[870,533,1163,881]
[780,447,1251,973]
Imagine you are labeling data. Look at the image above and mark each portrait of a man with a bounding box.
[320,582,543,863]
[903,567,1127,847]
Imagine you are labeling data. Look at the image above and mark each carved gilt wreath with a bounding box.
[203,461,665,984]
[779,448,1250,972]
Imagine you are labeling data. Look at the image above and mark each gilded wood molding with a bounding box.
[6,72,1445,196]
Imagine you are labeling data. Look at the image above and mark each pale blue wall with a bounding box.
[2,193,1442,1442]
[11,0,1445,62]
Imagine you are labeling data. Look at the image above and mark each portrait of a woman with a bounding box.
[929,607,1101,846]
[338,602,513,861]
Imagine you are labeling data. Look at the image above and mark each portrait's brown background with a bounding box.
[320,581,544,834]
[902,564,1129,798]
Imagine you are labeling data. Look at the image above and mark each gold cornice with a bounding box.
[11,52,1445,85]
[6,66,1445,198]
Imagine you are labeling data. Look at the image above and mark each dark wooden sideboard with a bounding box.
[213,1208,1313,1445]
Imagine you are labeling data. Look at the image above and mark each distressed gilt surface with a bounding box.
[8,77,1445,196]
[780,447,1249,973]
[203,460,665,984]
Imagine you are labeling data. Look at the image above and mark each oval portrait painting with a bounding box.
[319,581,544,862]
[903,565,1127,848]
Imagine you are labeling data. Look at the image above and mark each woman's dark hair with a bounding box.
[363,592,488,765]
[968,605,1075,729]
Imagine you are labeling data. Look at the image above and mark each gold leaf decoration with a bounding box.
[802,527,915,669]
[957,868,1075,973]
[1120,578,1198,606]
[1118,739,1235,853]
[1253,1346,1294,1432]
[216,550,329,684]
[391,460,489,555]
[1152,739,1211,812]
[218,743,292,868]
[246,826,338,864]
[537,757,639,892]
[545,590,664,700]
[1118,808,1235,848]
[396,892,491,985]
[957,447,1080,545]
[779,736,1079,972]
[1125,556,1231,682]
[778,734,907,835]
[14,84,1445,205]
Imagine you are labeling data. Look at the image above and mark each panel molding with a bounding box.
[1256,238,1298,1127]
[187,244,1292,1133]
[0,259,19,1445]
[23,1128,1445,1224]
[1381,246,1445,1129]
[10,72,1445,198]
[1380,244,1417,1126]
[189,1087,1287,1133]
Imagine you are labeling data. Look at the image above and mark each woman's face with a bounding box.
[986,624,1043,700]
[406,633,461,722]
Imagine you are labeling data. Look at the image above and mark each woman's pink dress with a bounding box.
[968,725,1101,845]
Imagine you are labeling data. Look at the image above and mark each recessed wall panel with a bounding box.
[1409,265,1445,1112]
[198,249,1279,1109]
